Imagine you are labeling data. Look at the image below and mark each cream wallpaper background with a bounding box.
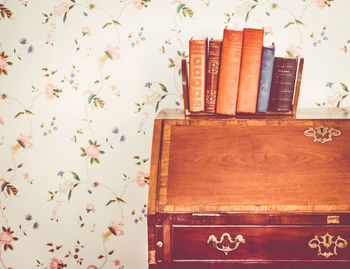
[0,0,349,268]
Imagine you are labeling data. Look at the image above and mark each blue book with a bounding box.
[256,44,275,112]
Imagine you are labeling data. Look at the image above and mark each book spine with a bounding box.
[205,39,222,113]
[216,29,243,115]
[256,44,275,113]
[189,39,207,112]
[268,57,298,112]
[181,59,190,116]
[236,28,264,114]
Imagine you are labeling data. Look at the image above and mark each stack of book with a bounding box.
[182,28,304,116]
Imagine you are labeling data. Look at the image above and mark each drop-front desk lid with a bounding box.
[148,108,350,214]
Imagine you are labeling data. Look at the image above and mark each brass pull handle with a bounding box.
[304,126,341,143]
[207,233,245,255]
[308,233,347,258]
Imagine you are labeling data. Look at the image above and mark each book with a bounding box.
[181,59,190,116]
[216,29,243,115]
[189,38,207,112]
[236,28,264,114]
[268,57,298,112]
[205,39,222,113]
[256,43,275,113]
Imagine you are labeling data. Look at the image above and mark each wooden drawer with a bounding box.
[160,261,350,269]
[171,225,350,261]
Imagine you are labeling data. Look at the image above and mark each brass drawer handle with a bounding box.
[308,232,347,258]
[207,233,245,255]
[304,126,341,143]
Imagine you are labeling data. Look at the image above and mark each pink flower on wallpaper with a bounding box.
[286,44,302,57]
[45,83,59,99]
[137,171,147,187]
[0,227,18,251]
[81,141,104,164]
[100,45,121,63]
[23,172,30,180]
[86,266,98,269]
[316,0,327,9]
[108,221,124,236]
[174,55,185,70]
[0,51,12,76]
[0,116,4,125]
[0,178,6,182]
[327,92,343,106]
[82,26,91,36]
[133,0,144,9]
[171,0,182,4]
[263,25,274,36]
[146,92,161,106]
[114,259,121,266]
[58,180,74,194]
[86,145,100,159]
[236,2,252,16]
[15,133,33,149]
[49,257,66,269]
[54,2,69,16]
[86,203,96,213]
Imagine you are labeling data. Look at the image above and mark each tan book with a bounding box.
[189,38,207,112]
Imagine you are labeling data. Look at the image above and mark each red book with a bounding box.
[205,39,222,113]
[189,38,207,112]
[236,28,264,113]
[216,29,243,115]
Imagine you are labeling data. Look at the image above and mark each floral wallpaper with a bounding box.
[0,0,349,268]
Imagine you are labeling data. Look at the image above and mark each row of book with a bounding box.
[182,28,304,116]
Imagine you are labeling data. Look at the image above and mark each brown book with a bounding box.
[216,29,243,115]
[268,57,298,112]
[189,38,207,112]
[205,39,222,113]
[236,28,264,114]
[181,59,190,116]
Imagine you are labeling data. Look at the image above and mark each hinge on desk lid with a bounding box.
[148,250,156,264]
[192,213,221,216]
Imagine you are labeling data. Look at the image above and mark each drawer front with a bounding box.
[157,261,350,269]
[172,225,350,261]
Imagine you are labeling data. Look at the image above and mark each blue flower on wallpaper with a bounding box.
[145,82,152,88]
[326,82,333,88]
[57,171,64,177]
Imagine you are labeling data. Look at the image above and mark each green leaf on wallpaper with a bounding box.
[71,171,80,181]
[1,182,9,192]
[88,94,96,103]
[102,22,112,29]
[182,7,194,18]
[68,189,72,200]
[25,110,34,115]
[158,82,168,92]
[104,75,110,80]
[14,112,24,118]
[155,101,160,112]
[338,82,349,92]
[93,97,105,108]
[245,12,250,22]
[106,199,116,206]
[295,19,304,26]
[63,12,67,23]
[284,22,294,28]
[116,197,126,203]
[112,20,121,26]
[177,3,186,13]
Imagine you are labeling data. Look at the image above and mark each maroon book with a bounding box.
[205,39,222,113]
